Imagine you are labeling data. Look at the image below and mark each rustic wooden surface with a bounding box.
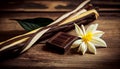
[0,0,120,69]
[0,0,119,12]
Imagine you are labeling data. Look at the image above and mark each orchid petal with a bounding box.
[86,24,98,33]
[74,23,83,37]
[81,25,86,35]
[91,37,107,47]
[78,42,87,55]
[93,30,104,37]
[87,41,96,54]
[71,39,82,48]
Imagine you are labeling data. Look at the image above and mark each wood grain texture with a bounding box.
[0,12,120,69]
[0,0,119,12]
[0,0,120,69]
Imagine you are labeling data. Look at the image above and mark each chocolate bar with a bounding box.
[46,32,80,54]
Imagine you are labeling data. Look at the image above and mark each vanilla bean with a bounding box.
[47,0,91,26]
[38,13,96,41]
[0,35,31,49]
[0,42,26,58]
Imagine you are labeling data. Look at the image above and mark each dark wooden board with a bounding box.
[0,0,119,12]
[0,0,120,69]
[0,12,120,69]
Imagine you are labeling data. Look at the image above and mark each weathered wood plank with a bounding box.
[0,0,119,68]
[0,12,120,69]
[0,0,119,12]
[0,47,120,68]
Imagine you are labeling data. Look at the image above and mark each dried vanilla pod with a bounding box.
[0,0,99,54]
[39,13,96,41]
[0,28,41,52]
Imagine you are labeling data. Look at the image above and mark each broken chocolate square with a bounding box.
[46,32,80,54]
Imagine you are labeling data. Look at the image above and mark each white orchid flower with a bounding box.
[71,23,107,55]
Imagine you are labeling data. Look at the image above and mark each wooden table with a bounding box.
[0,0,120,69]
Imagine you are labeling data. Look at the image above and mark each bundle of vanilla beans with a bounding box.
[0,0,99,56]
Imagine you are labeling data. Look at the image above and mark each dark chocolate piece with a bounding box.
[46,32,80,54]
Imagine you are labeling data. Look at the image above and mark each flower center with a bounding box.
[82,32,93,43]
